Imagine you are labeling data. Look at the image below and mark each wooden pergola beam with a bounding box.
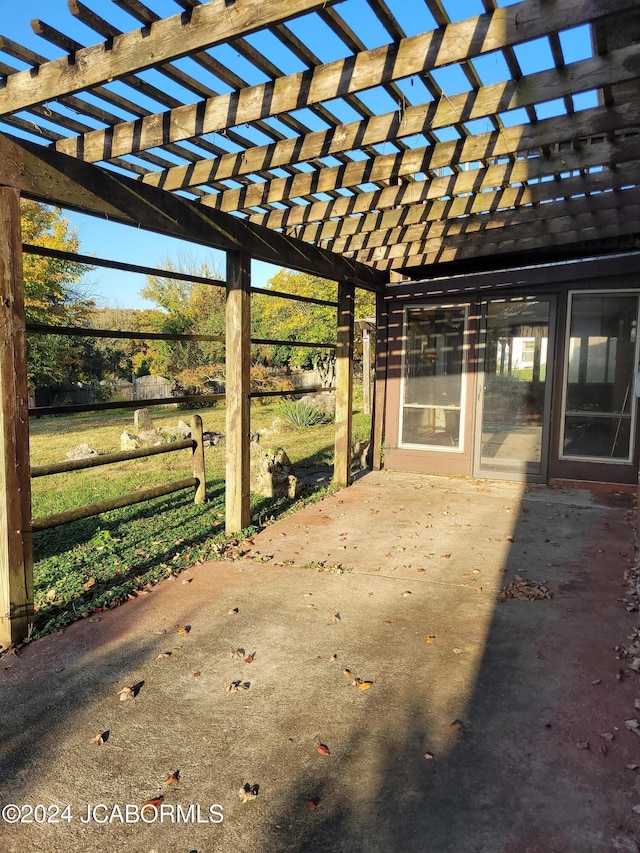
[138,44,640,192]
[0,0,345,117]
[0,132,385,291]
[199,99,640,214]
[295,145,640,246]
[355,203,640,269]
[329,174,640,255]
[246,131,640,232]
[53,0,639,163]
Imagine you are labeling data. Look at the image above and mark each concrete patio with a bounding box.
[1,470,639,853]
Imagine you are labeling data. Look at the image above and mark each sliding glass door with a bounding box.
[561,292,639,462]
[474,298,555,481]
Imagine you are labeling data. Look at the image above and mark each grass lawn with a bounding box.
[29,395,371,637]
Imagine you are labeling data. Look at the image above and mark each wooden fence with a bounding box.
[0,230,367,650]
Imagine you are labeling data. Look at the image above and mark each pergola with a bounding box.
[0,0,639,647]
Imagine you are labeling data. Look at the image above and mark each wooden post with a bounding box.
[372,290,388,471]
[225,250,251,533]
[0,187,33,649]
[191,413,206,504]
[362,326,372,416]
[334,281,355,488]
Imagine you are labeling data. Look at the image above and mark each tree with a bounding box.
[21,200,96,386]
[252,270,375,382]
[140,255,226,392]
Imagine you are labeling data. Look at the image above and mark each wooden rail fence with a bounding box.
[31,414,207,532]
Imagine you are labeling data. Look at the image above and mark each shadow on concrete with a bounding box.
[1,475,638,853]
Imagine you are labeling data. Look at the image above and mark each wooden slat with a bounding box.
[0,0,345,116]
[334,281,355,489]
[53,0,640,163]
[139,44,640,192]
[389,212,640,271]
[245,132,640,231]
[225,251,252,534]
[334,185,640,256]
[0,188,33,649]
[323,166,640,253]
[0,133,385,290]
[198,100,640,214]
[352,201,640,267]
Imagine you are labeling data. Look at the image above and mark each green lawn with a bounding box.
[29,396,371,637]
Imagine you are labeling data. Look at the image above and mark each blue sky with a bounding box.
[0,0,594,309]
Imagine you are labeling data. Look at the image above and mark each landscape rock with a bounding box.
[299,392,335,414]
[66,443,99,460]
[133,408,155,432]
[120,429,168,450]
[250,445,301,499]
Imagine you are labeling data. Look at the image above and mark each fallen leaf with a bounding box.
[600,732,614,741]
[193,671,201,678]
[157,652,172,660]
[228,608,239,615]
[576,740,590,749]
[591,679,601,685]
[225,680,250,693]
[316,743,330,756]
[425,636,436,644]
[402,591,412,597]
[90,732,106,746]
[307,799,319,810]
[328,654,338,663]
[354,679,373,690]
[452,648,463,655]
[342,669,353,677]
[141,797,164,815]
[164,770,180,785]
[245,653,255,664]
[332,613,341,623]
[176,625,191,635]
[424,752,434,760]
[117,686,134,701]
[230,647,245,660]
[627,763,639,770]
[238,783,259,803]
[83,578,96,591]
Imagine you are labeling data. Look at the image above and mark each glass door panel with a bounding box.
[561,293,638,462]
[475,299,553,480]
[400,305,467,450]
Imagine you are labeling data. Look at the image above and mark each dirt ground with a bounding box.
[1,470,639,853]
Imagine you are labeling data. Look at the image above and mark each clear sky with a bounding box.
[0,0,594,309]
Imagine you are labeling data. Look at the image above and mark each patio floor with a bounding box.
[1,470,639,853]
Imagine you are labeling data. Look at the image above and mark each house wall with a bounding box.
[381,254,640,485]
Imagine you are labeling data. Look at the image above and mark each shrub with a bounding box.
[276,398,333,428]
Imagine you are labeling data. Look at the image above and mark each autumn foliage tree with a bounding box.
[21,200,96,386]
[252,270,375,382]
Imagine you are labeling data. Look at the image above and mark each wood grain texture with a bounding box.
[0,188,33,649]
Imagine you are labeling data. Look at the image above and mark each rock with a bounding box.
[299,392,335,414]
[66,443,99,460]
[353,439,371,469]
[120,430,140,450]
[176,419,192,439]
[250,445,301,499]
[133,408,155,432]
[120,429,168,450]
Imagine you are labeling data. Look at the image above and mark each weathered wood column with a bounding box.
[225,250,251,533]
[334,281,355,488]
[0,187,33,649]
[372,290,387,471]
